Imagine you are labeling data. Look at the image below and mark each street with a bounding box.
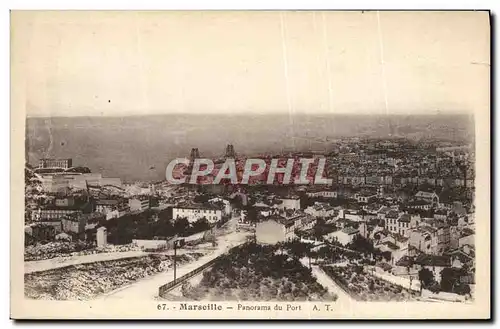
[96,218,249,300]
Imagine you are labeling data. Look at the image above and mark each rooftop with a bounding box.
[398,214,411,223]
[96,199,119,206]
[408,199,432,206]
[174,202,224,211]
[416,191,437,198]
[63,212,105,222]
[395,256,413,267]
[378,206,392,214]
[386,210,399,219]
[381,241,400,250]
[358,190,378,197]
[391,232,409,243]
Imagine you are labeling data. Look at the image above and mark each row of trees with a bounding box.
[104,210,212,245]
[418,266,472,296]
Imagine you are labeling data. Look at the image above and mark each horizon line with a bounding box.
[25,111,474,119]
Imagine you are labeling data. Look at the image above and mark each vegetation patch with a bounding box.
[180,243,338,301]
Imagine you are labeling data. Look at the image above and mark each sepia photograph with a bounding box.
[10,10,491,319]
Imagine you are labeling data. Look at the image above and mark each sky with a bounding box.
[11,11,490,117]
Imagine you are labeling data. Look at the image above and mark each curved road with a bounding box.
[96,219,249,300]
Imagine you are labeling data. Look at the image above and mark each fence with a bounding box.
[158,255,222,298]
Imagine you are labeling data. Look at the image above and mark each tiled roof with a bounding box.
[95,199,119,205]
[398,214,411,223]
[386,210,399,219]
[381,241,400,250]
[378,206,392,214]
[391,233,409,243]
[395,256,413,267]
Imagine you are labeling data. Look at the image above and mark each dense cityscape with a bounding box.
[24,136,475,303]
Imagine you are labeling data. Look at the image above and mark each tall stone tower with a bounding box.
[189,148,200,161]
[225,144,236,158]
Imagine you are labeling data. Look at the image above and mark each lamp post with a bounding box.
[173,238,185,283]
[173,242,177,282]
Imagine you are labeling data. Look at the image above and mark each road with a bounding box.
[300,258,355,304]
[25,250,148,274]
[24,215,240,274]
[24,247,208,274]
[96,218,249,300]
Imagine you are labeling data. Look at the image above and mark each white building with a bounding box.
[386,213,419,237]
[255,213,317,245]
[415,191,439,205]
[300,214,317,231]
[325,227,359,245]
[172,204,223,224]
[279,196,301,210]
[305,202,335,218]
[354,191,378,203]
[407,200,433,211]
[306,189,338,199]
[338,209,365,222]
[95,200,120,215]
[459,233,474,247]
[129,197,150,212]
[255,215,296,244]
[208,197,232,215]
[105,204,129,220]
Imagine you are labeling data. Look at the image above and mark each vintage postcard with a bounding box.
[10,10,490,319]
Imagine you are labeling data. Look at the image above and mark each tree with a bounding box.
[428,282,441,294]
[152,219,174,238]
[194,194,210,203]
[174,217,190,236]
[418,268,434,288]
[294,229,305,240]
[244,206,258,224]
[230,195,243,209]
[368,279,375,292]
[157,208,173,221]
[353,265,364,275]
[285,240,312,259]
[381,251,392,262]
[348,235,375,255]
[454,283,471,296]
[440,267,460,292]
[191,217,211,234]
